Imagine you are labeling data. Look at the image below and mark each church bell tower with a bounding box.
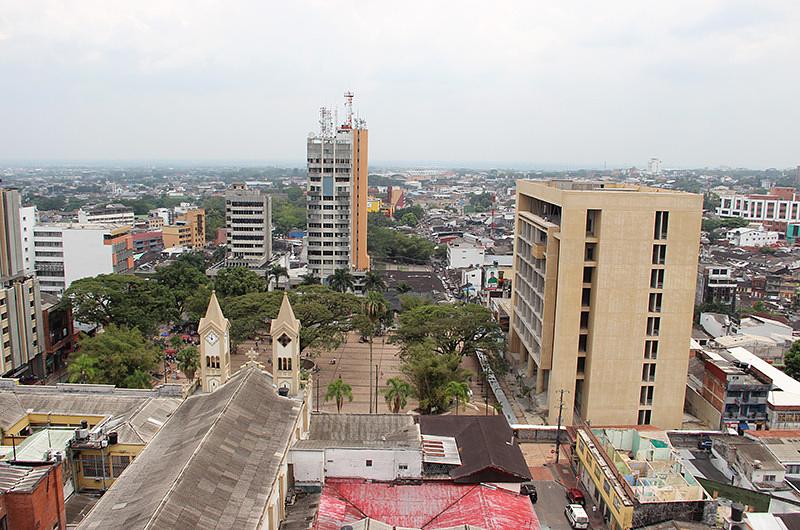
[270,293,300,396]
[198,290,231,393]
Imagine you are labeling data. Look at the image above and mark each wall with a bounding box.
[685,386,723,429]
[322,448,422,481]
[74,443,143,491]
[62,229,112,290]
[289,449,324,483]
[3,463,66,530]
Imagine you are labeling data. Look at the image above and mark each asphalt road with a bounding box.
[532,480,573,530]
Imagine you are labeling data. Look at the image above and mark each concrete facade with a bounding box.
[510,180,702,428]
[306,104,370,282]
[33,224,134,296]
[225,184,272,264]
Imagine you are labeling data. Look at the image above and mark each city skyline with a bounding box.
[1,1,799,168]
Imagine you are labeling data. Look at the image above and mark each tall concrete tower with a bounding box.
[306,93,370,284]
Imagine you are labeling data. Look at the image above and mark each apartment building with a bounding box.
[77,204,135,225]
[306,94,369,282]
[19,205,37,273]
[33,224,134,296]
[0,189,44,380]
[716,187,800,232]
[225,184,272,265]
[510,180,701,428]
[162,208,205,249]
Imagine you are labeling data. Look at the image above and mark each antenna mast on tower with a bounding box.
[344,91,354,129]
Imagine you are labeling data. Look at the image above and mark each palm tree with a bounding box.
[384,377,413,413]
[325,376,353,413]
[299,273,320,286]
[268,264,289,290]
[363,291,388,413]
[395,282,412,294]
[445,381,470,415]
[364,271,386,292]
[327,269,354,293]
[176,346,199,380]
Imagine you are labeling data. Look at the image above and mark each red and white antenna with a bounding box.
[344,91,354,128]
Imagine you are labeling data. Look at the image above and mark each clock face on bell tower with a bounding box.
[206,331,219,345]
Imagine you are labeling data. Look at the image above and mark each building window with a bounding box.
[654,211,669,240]
[81,454,105,478]
[764,474,776,482]
[637,409,652,425]
[644,340,658,359]
[648,293,663,312]
[578,334,588,353]
[585,243,596,261]
[640,385,654,406]
[642,363,656,382]
[586,210,600,236]
[111,455,131,477]
[582,267,594,283]
[650,269,665,289]
[652,244,667,265]
[646,317,660,336]
[581,288,591,306]
[398,464,408,470]
[366,460,373,467]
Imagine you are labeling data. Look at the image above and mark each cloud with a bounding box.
[0,0,798,168]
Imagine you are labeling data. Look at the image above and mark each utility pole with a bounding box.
[375,364,379,414]
[555,389,569,464]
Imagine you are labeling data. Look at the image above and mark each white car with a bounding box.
[565,504,590,529]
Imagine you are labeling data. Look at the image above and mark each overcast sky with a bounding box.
[1,1,798,169]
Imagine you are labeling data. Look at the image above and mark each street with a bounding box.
[532,480,572,530]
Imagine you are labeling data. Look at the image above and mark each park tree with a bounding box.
[784,341,800,379]
[268,264,289,290]
[327,269,354,293]
[401,340,471,414]
[400,212,418,227]
[444,380,471,415]
[67,325,161,388]
[214,267,265,297]
[393,303,505,359]
[299,273,320,286]
[176,346,200,380]
[155,260,210,315]
[65,274,177,336]
[384,377,413,413]
[363,271,386,292]
[221,285,360,352]
[325,376,353,413]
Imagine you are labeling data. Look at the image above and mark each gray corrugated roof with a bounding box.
[293,414,420,450]
[79,365,302,530]
[0,461,52,493]
[0,387,181,444]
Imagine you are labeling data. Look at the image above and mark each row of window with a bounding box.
[80,454,131,479]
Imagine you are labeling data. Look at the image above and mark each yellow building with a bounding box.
[367,197,382,213]
[510,180,701,428]
[0,378,182,496]
[162,208,205,249]
[575,427,710,530]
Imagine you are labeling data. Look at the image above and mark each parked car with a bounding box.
[520,482,537,504]
[697,437,713,451]
[566,487,585,506]
[565,504,590,529]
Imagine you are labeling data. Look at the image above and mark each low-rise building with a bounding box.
[575,427,713,530]
[726,224,780,247]
[162,208,205,250]
[33,224,134,296]
[77,205,135,226]
[291,414,421,485]
[131,231,163,253]
[696,265,737,310]
[446,240,485,269]
[0,461,66,530]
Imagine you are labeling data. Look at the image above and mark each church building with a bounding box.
[79,293,312,530]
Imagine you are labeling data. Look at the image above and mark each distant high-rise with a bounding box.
[225,184,272,265]
[306,92,370,282]
[647,158,662,175]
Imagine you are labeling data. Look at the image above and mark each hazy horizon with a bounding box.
[2,1,799,168]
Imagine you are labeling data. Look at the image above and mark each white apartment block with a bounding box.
[225,184,272,265]
[33,224,134,296]
[447,241,486,269]
[78,204,135,225]
[19,206,37,273]
[716,188,800,230]
[726,225,779,247]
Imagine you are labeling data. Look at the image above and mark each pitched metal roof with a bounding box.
[0,461,53,493]
[418,416,531,483]
[294,414,420,451]
[79,365,303,530]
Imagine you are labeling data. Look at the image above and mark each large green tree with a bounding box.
[393,303,505,359]
[65,274,177,336]
[221,285,360,352]
[202,196,226,241]
[327,269,354,293]
[214,267,266,297]
[784,341,800,379]
[68,326,161,388]
[401,340,471,414]
[155,260,210,315]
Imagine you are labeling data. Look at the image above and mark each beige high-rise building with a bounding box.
[509,180,701,429]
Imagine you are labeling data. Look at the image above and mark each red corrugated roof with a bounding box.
[315,479,539,530]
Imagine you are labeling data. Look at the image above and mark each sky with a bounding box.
[1,1,799,169]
